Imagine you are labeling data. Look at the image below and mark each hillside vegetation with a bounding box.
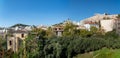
[1,22,120,58]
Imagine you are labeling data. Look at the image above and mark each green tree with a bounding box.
[45,27,56,39]
[25,35,39,58]
[26,28,47,58]
[79,29,91,37]
[63,22,77,36]
[90,26,98,33]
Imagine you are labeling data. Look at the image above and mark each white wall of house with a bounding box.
[84,24,91,31]
[100,19,115,32]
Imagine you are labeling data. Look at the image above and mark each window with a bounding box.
[59,28,61,30]
[9,41,12,45]
[21,34,24,38]
[54,28,57,30]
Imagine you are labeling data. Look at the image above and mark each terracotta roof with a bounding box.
[84,21,98,24]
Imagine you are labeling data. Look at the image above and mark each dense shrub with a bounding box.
[2,28,120,58]
[36,36,117,58]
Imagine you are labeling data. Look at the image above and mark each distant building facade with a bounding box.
[52,26,63,36]
[7,30,28,52]
[81,13,117,32]
[100,19,115,32]
[83,21,99,31]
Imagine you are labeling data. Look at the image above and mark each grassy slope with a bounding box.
[73,48,120,58]
[73,52,93,58]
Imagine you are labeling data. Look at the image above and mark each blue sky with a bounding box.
[0,0,120,27]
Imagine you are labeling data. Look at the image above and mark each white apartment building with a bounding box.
[100,19,115,32]
[81,13,117,31]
